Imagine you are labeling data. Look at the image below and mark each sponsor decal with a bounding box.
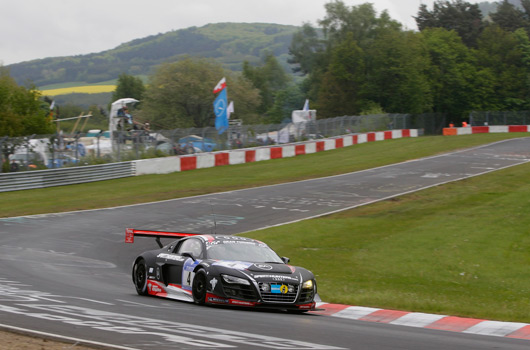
[157,253,186,262]
[125,228,134,243]
[207,295,229,304]
[210,277,218,291]
[253,274,299,281]
[229,299,256,307]
[271,284,289,294]
[254,264,273,270]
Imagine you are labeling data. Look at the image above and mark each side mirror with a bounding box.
[281,257,290,264]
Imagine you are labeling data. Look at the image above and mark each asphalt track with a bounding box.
[1,138,530,350]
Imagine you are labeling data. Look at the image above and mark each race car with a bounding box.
[126,228,317,311]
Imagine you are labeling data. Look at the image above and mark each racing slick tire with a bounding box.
[192,269,207,304]
[133,258,149,296]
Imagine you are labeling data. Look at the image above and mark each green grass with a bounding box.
[2,133,529,322]
[248,162,530,322]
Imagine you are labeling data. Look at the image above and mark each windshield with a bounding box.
[207,242,283,263]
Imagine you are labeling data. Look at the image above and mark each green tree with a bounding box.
[317,33,366,117]
[490,0,527,32]
[142,58,260,129]
[288,23,326,75]
[420,28,478,119]
[474,25,529,110]
[0,68,54,136]
[112,73,145,103]
[364,30,432,114]
[243,53,290,115]
[414,0,484,47]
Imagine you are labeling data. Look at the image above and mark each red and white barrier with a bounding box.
[443,125,530,135]
[135,129,418,175]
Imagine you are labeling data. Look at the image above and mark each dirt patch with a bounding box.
[0,330,100,350]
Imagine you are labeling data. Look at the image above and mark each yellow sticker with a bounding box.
[280,285,289,294]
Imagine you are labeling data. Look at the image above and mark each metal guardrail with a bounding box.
[0,162,135,192]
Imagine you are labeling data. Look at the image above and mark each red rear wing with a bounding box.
[125,228,201,244]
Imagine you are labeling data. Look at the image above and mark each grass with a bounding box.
[2,133,529,322]
[248,162,530,322]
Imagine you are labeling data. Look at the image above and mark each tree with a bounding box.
[112,73,145,103]
[243,53,290,115]
[317,33,366,117]
[414,0,484,47]
[288,23,326,75]
[490,0,529,33]
[364,30,432,114]
[141,58,260,129]
[0,68,54,136]
[319,1,401,49]
[420,28,478,119]
[474,26,529,110]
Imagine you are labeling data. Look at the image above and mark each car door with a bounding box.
[157,238,203,289]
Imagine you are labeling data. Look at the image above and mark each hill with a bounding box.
[7,23,299,88]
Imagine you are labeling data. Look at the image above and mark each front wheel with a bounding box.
[192,269,207,304]
[133,258,148,296]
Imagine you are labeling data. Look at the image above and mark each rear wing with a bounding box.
[125,228,202,248]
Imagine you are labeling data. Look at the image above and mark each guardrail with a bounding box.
[0,162,135,192]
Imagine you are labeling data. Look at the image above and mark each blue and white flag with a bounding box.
[214,88,228,134]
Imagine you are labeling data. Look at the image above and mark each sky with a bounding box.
[1,0,486,66]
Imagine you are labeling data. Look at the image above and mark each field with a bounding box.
[41,84,116,96]
[2,133,529,322]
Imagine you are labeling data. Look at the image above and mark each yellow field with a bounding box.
[41,85,116,96]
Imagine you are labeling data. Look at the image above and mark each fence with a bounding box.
[469,111,530,126]
[1,114,415,173]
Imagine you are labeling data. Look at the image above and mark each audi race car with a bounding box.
[126,228,317,311]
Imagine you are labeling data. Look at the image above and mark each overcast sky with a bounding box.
[1,0,486,66]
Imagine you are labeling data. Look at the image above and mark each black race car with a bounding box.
[126,228,317,311]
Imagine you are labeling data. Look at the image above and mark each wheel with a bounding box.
[192,269,207,304]
[133,258,148,296]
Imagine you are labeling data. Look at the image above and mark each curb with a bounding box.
[311,303,530,340]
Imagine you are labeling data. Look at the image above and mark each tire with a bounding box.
[192,269,207,305]
[133,258,148,296]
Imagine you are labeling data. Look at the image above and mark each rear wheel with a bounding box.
[192,269,207,304]
[133,258,148,296]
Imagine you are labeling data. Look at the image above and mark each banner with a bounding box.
[214,88,228,134]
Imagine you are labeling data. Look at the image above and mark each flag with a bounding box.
[227,101,234,120]
[213,77,226,94]
[302,99,309,111]
[214,88,228,134]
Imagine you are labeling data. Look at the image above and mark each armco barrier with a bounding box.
[0,162,135,192]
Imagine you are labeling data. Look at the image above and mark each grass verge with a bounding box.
[248,161,530,323]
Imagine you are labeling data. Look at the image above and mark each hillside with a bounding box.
[7,22,299,87]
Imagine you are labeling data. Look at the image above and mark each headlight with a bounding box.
[222,274,250,285]
[302,280,314,289]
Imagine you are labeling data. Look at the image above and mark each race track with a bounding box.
[1,138,530,349]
